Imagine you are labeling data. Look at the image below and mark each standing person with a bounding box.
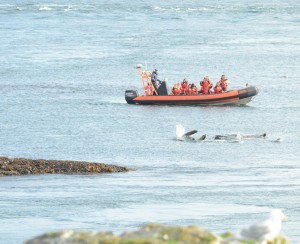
[200,77,212,95]
[151,69,162,90]
[181,79,189,94]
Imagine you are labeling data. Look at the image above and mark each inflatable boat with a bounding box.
[125,68,258,106]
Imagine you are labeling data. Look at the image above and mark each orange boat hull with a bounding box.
[125,86,258,106]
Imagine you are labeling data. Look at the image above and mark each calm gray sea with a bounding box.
[0,0,299,243]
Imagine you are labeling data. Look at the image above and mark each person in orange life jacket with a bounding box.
[214,74,223,93]
[190,83,198,95]
[171,83,181,95]
[151,69,162,90]
[200,76,212,95]
[217,74,229,91]
[144,82,155,95]
[180,79,189,94]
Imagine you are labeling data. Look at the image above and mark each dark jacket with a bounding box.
[151,71,161,90]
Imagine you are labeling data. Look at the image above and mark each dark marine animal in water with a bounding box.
[214,133,266,140]
[181,130,268,142]
[183,130,206,141]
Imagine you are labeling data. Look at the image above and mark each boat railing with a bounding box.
[139,70,158,96]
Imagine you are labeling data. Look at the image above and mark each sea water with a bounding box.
[0,0,299,243]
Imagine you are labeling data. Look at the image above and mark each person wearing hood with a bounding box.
[151,69,162,90]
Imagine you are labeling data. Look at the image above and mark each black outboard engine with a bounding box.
[125,90,139,104]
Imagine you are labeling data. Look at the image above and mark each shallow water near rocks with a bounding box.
[0,0,299,243]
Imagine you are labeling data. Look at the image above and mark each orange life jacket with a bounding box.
[201,80,209,94]
[185,87,191,95]
[191,86,198,95]
[180,86,184,94]
[172,87,180,95]
[214,86,223,93]
[181,82,189,94]
[144,83,154,95]
[181,82,187,90]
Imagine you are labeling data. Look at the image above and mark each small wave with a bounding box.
[39,6,52,11]
[187,8,197,11]
[64,5,73,12]
[153,6,163,11]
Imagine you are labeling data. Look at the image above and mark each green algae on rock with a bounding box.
[25,224,289,244]
[0,156,131,176]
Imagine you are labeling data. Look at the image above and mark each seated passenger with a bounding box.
[206,76,213,93]
[171,83,181,95]
[217,74,229,91]
[186,84,193,95]
[144,82,155,95]
[190,83,198,95]
[214,85,223,94]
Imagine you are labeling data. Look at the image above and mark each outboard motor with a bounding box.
[125,90,139,104]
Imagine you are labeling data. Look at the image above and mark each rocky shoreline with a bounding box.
[0,156,131,176]
[26,223,289,244]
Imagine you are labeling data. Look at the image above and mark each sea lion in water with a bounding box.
[198,134,206,141]
[183,130,198,137]
[214,133,266,140]
[183,130,206,141]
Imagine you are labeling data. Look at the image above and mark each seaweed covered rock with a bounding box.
[25,223,290,244]
[0,156,131,176]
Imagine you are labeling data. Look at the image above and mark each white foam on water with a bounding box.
[39,6,52,11]
[176,124,185,140]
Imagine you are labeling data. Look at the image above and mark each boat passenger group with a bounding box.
[145,69,229,95]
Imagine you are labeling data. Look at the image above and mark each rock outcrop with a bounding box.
[0,156,131,176]
[26,223,289,244]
